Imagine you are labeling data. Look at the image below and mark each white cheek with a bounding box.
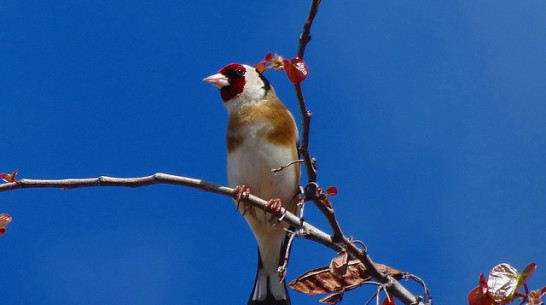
[244,72,266,97]
[224,86,265,115]
[224,67,266,114]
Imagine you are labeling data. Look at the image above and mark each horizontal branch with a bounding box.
[1,173,426,305]
[0,173,341,253]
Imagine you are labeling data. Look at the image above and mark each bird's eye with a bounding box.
[234,68,245,76]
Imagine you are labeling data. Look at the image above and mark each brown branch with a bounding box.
[304,185,426,304]
[294,0,320,183]
[1,2,431,304]
[291,1,429,304]
[297,0,321,59]
[343,236,426,305]
[1,173,426,304]
[295,84,316,183]
[0,174,341,254]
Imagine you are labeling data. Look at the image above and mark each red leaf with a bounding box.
[0,213,12,237]
[283,57,309,84]
[468,273,495,305]
[0,170,18,183]
[468,286,484,305]
[326,186,338,197]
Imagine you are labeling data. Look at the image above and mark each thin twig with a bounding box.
[297,0,321,59]
[272,160,303,174]
[404,273,432,305]
[278,186,307,282]
[364,288,379,305]
[278,228,297,282]
[296,185,306,221]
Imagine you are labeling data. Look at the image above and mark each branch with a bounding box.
[2,2,431,305]
[297,0,321,59]
[295,83,316,182]
[1,173,426,305]
[0,174,341,253]
[305,184,427,305]
[295,0,321,183]
[291,1,428,304]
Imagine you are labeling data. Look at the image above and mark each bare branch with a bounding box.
[290,1,429,304]
[1,2,431,305]
[302,184,426,304]
[295,0,321,184]
[278,228,297,282]
[0,173,427,304]
[272,159,303,174]
[0,174,340,253]
[297,0,321,59]
[295,84,316,182]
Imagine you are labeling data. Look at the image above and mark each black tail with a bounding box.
[247,233,291,305]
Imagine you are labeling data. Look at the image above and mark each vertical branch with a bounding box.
[295,84,316,183]
[295,0,321,183]
[289,1,428,305]
[297,0,322,59]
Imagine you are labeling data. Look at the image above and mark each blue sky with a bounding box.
[1,1,545,304]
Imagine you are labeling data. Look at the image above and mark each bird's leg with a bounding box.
[233,185,251,216]
[265,198,284,220]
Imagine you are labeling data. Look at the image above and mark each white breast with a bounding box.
[227,123,298,218]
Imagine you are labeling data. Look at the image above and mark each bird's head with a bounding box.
[204,63,271,111]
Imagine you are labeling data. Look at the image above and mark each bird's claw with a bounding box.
[233,185,251,216]
[265,198,284,220]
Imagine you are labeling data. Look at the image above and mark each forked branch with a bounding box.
[0,173,427,304]
[290,0,429,304]
[1,1,431,304]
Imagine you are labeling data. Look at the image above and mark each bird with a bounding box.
[204,63,300,305]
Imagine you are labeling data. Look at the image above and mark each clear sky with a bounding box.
[1,1,545,305]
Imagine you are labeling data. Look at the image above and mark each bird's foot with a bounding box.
[233,185,251,216]
[265,198,284,220]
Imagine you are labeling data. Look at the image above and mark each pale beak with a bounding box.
[203,73,229,88]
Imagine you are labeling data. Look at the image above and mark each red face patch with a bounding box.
[219,64,247,102]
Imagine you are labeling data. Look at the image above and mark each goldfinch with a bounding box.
[204,63,300,305]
